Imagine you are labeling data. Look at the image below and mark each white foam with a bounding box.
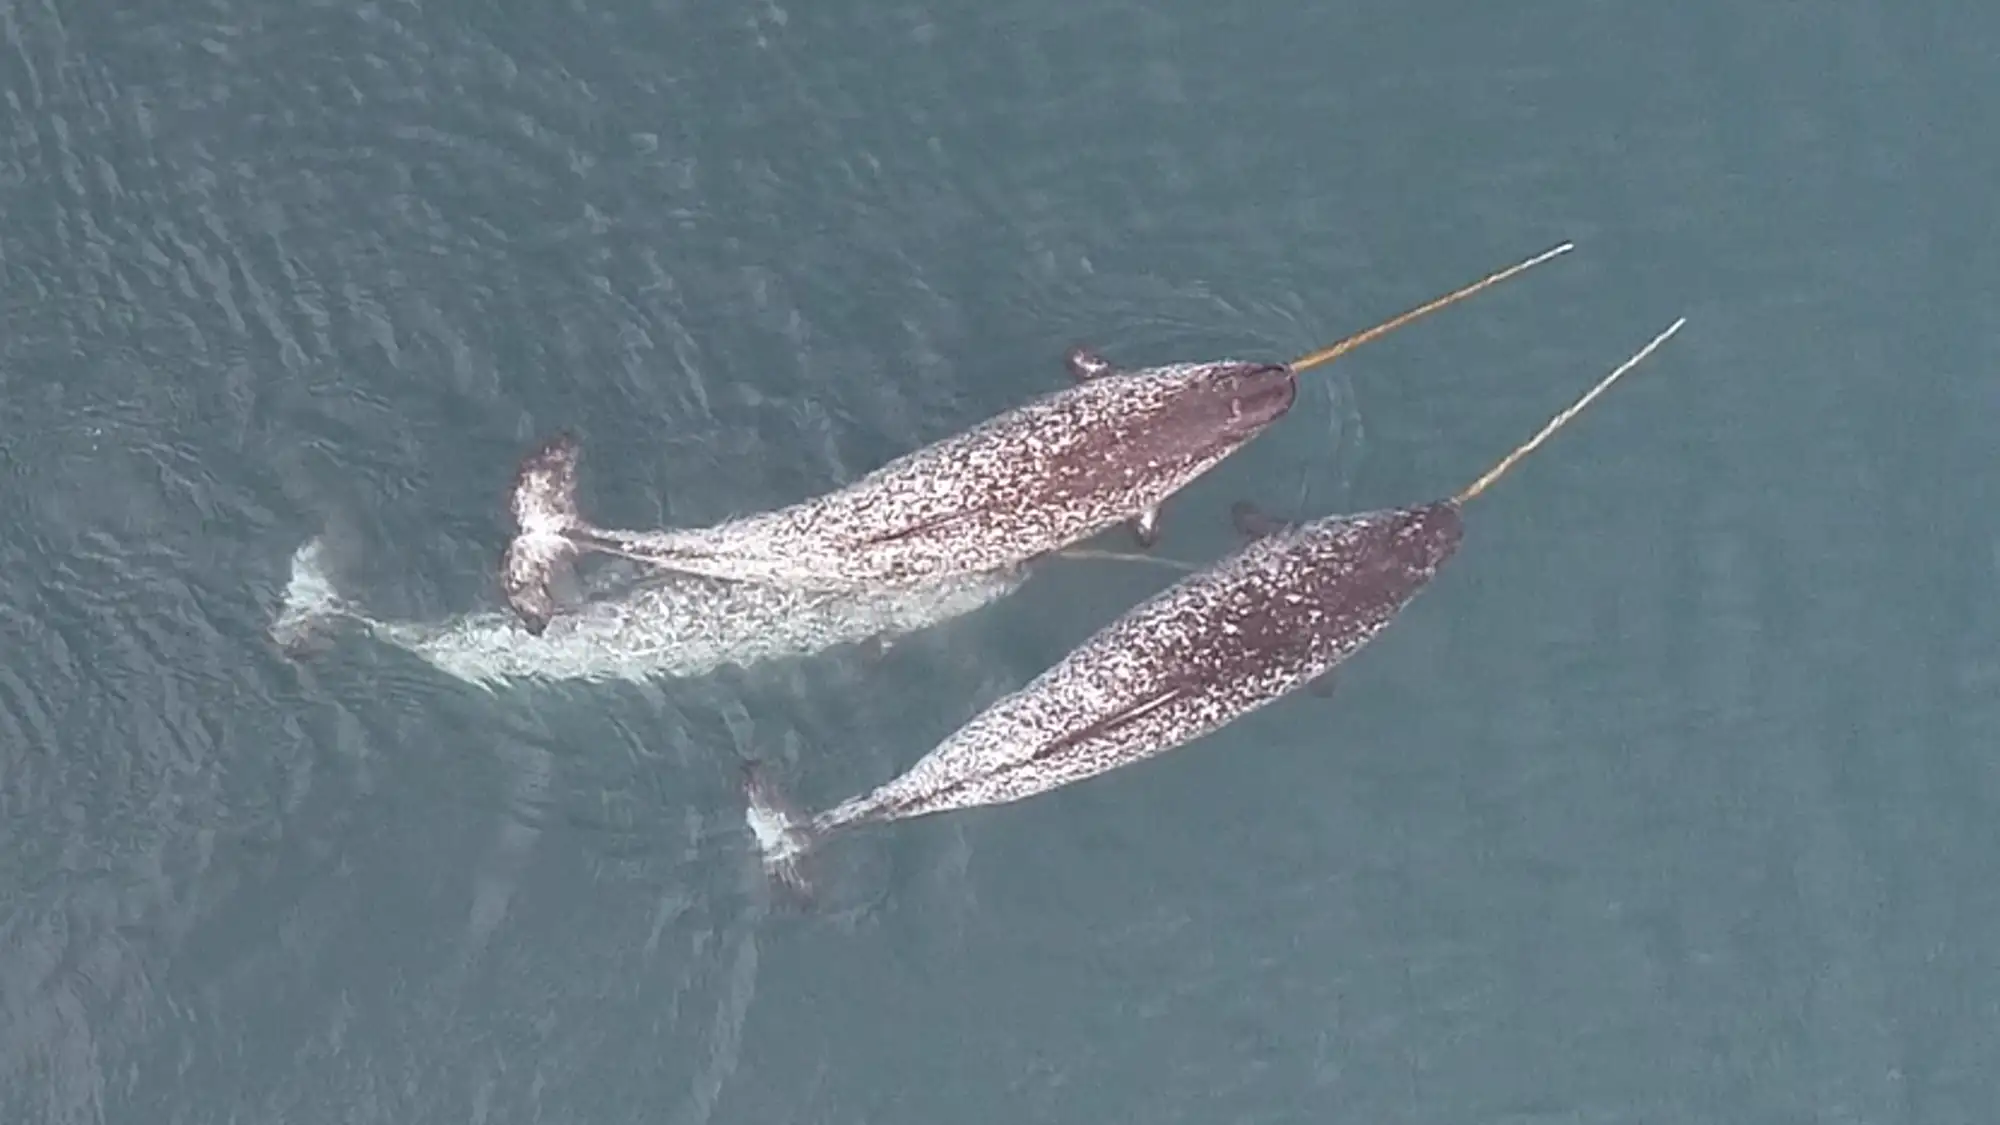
[270,537,350,650]
[272,536,1025,688]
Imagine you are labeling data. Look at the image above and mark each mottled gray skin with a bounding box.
[276,536,1023,688]
[503,353,1296,631]
[502,434,589,634]
[749,500,1464,872]
[1063,345,1162,546]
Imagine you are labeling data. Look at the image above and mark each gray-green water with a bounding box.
[4,2,1996,1122]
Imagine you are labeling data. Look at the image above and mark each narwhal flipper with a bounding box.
[1066,345,1162,549]
[1064,345,1116,382]
[1229,500,1296,541]
[1230,501,1336,698]
[1125,506,1163,548]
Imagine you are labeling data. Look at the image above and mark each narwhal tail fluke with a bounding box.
[741,761,823,898]
[501,431,592,634]
[271,535,354,656]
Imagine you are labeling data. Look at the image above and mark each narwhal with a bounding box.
[267,532,1028,688]
[741,316,1688,892]
[502,244,1576,633]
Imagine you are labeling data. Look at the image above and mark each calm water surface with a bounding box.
[3,1,1996,1122]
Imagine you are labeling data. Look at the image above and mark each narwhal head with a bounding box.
[1201,361,1298,437]
[1115,360,1298,468]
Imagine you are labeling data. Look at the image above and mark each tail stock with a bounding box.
[501,431,588,634]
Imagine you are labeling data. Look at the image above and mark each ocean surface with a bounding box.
[4,1,1997,1122]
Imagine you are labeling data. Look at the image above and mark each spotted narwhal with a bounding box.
[742,317,1687,892]
[501,245,1576,633]
[268,532,1026,688]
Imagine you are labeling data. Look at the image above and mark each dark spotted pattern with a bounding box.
[808,501,1465,833]
[501,432,586,634]
[542,359,1298,592]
